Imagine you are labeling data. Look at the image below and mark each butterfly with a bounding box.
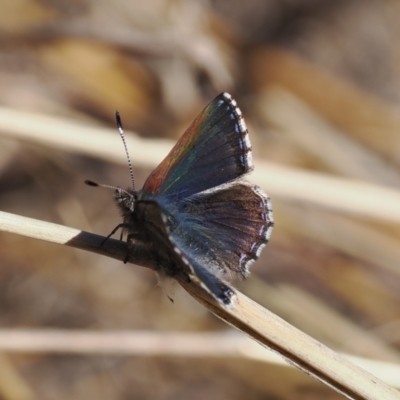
[86,93,273,306]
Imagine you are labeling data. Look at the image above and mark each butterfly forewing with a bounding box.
[142,93,253,201]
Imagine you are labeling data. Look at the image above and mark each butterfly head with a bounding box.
[115,187,137,213]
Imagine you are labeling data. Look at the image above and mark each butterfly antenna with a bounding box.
[85,180,131,196]
[85,180,116,190]
[115,111,135,191]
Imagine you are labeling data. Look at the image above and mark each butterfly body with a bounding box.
[114,189,179,274]
[93,93,273,306]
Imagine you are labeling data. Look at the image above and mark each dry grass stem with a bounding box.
[0,211,398,400]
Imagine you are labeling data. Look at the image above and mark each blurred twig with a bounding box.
[0,211,398,399]
[255,281,400,363]
[16,1,233,91]
[0,329,399,388]
[251,47,400,166]
[0,353,36,400]
[2,107,400,224]
[260,87,400,186]
[275,204,400,277]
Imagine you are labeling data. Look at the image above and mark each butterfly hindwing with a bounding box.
[171,245,236,306]
[142,93,253,201]
[169,182,274,278]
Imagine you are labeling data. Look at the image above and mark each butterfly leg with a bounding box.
[102,223,132,245]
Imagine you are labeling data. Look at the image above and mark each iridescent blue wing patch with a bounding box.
[142,93,253,201]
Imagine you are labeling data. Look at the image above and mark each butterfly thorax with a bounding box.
[115,188,176,245]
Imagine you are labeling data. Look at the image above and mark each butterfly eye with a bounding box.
[121,192,135,212]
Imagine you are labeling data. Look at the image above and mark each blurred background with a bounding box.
[1,0,400,399]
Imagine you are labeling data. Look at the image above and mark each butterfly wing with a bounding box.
[169,182,274,279]
[135,93,273,304]
[142,93,252,201]
[133,182,273,306]
[134,200,235,305]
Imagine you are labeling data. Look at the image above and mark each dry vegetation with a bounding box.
[0,0,400,399]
